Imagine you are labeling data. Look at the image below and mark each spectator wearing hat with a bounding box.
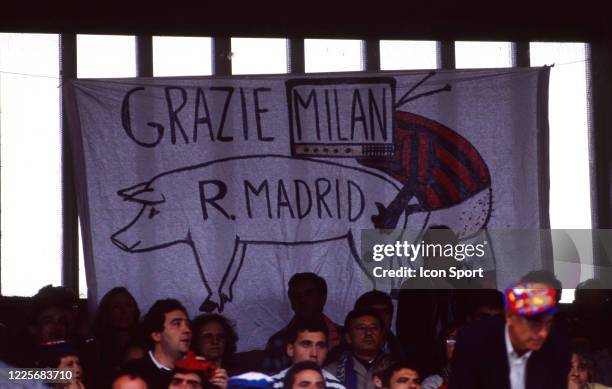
[448,281,571,389]
[169,351,225,389]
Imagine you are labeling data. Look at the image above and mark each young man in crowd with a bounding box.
[112,369,149,389]
[282,361,326,389]
[271,318,345,389]
[377,362,422,389]
[449,281,571,389]
[325,308,388,389]
[263,273,342,373]
[125,299,193,389]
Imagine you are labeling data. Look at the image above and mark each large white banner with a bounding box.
[65,68,549,350]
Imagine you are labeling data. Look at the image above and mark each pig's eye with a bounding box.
[148,207,160,219]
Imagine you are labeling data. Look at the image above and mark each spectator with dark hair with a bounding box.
[521,270,562,304]
[325,309,388,389]
[449,281,571,389]
[18,284,98,384]
[467,290,504,322]
[376,362,421,389]
[371,355,397,389]
[396,226,471,376]
[282,361,326,389]
[568,350,612,389]
[354,291,402,360]
[263,273,342,373]
[190,314,239,375]
[421,323,462,389]
[95,287,143,380]
[571,279,612,386]
[271,317,344,389]
[28,286,75,347]
[124,299,192,389]
[112,367,149,389]
[38,340,86,389]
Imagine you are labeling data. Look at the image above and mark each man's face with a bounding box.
[287,330,328,366]
[32,306,69,344]
[169,372,202,389]
[289,280,325,318]
[369,303,392,332]
[346,315,384,355]
[197,321,226,362]
[291,369,325,389]
[58,355,82,380]
[389,368,421,389]
[506,311,553,352]
[152,309,192,359]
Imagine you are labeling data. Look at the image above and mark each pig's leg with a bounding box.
[217,241,246,307]
[191,235,241,312]
[186,239,214,312]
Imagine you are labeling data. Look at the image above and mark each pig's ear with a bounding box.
[118,183,165,205]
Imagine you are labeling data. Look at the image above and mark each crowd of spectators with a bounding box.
[1,265,611,389]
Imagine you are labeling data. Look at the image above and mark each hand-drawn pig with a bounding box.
[111,154,491,312]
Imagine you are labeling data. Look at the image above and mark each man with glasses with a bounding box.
[326,308,388,389]
[448,281,571,389]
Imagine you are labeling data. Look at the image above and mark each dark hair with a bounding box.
[354,290,392,312]
[172,367,216,389]
[37,341,80,369]
[571,350,595,381]
[142,299,188,349]
[378,361,421,388]
[283,361,325,389]
[94,287,140,336]
[470,289,504,313]
[344,308,384,331]
[111,366,149,387]
[29,285,78,324]
[371,354,398,378]
[521,270,562,303]
[287,317,329,344]
[288,273,327,299]
[190,314,238,358]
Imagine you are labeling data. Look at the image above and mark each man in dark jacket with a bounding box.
[126,299,192,389]
[448,281,571,389]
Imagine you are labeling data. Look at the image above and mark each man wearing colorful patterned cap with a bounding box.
[448,280,571,389]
